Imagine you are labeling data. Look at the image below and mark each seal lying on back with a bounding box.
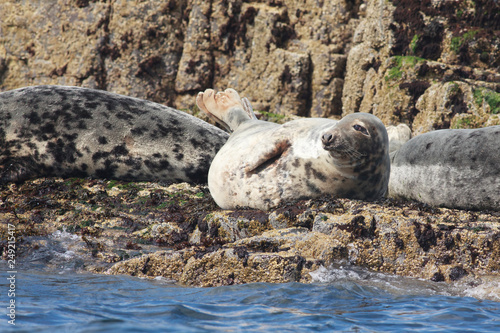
[196,88,390,210]
[0,85,228,184]
[389,126,500,211]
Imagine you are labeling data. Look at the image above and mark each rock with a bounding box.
[106,197,500,286]
[341,0,500,134]
[0,0,359,116]
[413,81,499,135]
[174,0,213,93]
[342,44,378,114]
[3,178,500,293]
[203,211,268,242]
[310,52,346,118]
[2,0,498,125]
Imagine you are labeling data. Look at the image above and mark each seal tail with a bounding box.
[196,88,256,133]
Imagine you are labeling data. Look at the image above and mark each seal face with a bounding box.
[389,126,500,211]
[0,85,229,184]
[196,88,390,210]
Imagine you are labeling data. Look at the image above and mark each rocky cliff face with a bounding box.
[3,0,497,134]
[344,0,500,135]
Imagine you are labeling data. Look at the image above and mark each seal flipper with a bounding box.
[242,97,257,120]
[244,139,291,175]
[196,88,253,132]
[196,90,232,132]
[0,156,40,184]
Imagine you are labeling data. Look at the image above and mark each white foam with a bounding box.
[461,281,500,302]
[311,265,500,301]
[54,250,76,260]
[309,265,363,282]
[310,265,452,297]
[51,229,80,241]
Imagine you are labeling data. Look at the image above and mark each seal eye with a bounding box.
[353,124,369,136]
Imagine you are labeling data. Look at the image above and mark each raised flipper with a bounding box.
[242,97,257,120]
[386,123,411,153]
[196,88,255,132]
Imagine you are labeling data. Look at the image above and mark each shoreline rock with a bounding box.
[1,177,499,290]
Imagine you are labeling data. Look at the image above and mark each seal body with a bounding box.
[196,88,390,210]
[0,85,229,183]
[389,126,500,211]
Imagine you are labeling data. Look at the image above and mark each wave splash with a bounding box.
[310,264,500,301]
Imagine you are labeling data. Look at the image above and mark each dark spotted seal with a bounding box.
[196,88,390,210]
[389,126,500,211]
[0,85,229,184]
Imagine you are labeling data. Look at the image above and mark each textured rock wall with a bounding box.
[0,0,358,118]
[1,0,499,134]
[343,0,500,134]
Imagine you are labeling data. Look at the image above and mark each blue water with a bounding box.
[1,268,499,332]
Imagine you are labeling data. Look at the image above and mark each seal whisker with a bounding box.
[333,145,367,161]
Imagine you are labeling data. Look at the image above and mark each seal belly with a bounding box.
[208,137,347,210]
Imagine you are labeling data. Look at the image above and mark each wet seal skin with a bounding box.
[0,85,229,184]
[389,126,500,211]
[196,88,391,210]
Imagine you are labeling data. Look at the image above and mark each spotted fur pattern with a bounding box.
[208,113,390,210]
[389,126,500,211]
[0,85,229,184]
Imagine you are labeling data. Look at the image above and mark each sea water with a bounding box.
[1,265,499,332]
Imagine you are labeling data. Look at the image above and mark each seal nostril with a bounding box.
[322,133,333,145]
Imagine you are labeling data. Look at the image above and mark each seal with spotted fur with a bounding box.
[0,85,229,184]
[389,126,500,211]
[196,88,390,210]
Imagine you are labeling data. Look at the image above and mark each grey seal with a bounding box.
[196,88,390,210]
[389,126,500,211]
[0,85,229,184]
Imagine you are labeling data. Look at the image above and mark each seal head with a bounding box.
[321,113,389,171]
